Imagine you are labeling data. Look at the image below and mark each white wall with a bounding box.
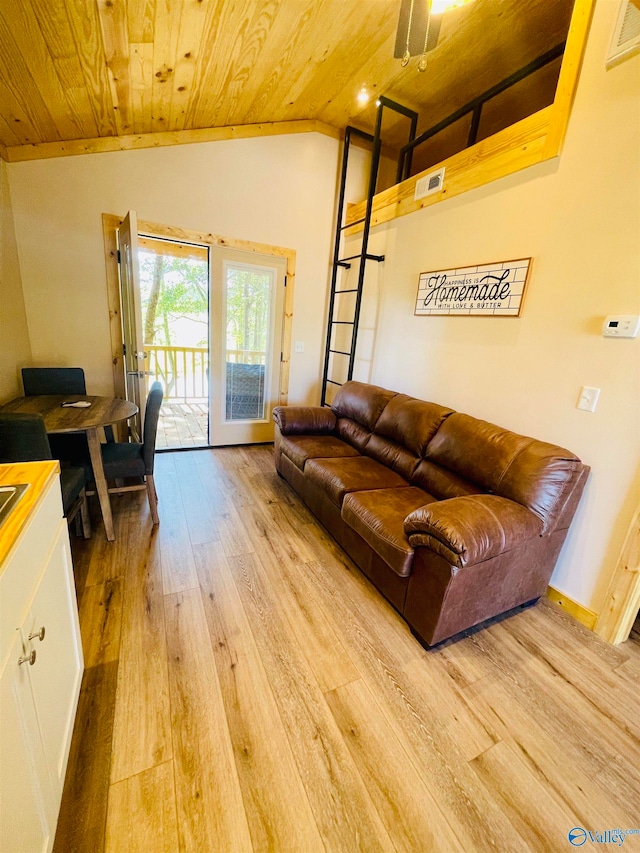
[0,159,31,402]
[358,0,640,611]
[7,132,339,404]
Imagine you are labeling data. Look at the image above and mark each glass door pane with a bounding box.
[224,264,273,422]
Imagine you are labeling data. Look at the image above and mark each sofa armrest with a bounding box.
[404,494,544,568]
[272,405,337,435]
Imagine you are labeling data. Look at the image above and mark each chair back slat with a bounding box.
[0,413,53,462]
[22,367,86,397]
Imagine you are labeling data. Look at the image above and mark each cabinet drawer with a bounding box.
[0,478,63,670]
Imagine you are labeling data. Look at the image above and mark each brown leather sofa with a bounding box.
[273,381,589,646]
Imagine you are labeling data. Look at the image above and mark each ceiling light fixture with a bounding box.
[395,0,474,71]
[431,0,473,11]
[357,87,370,106]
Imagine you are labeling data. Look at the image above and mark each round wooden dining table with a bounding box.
[0,395,138,541]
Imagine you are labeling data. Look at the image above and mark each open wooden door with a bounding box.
[118,210,146,440]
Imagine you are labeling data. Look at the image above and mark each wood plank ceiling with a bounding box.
[0,0,574,158]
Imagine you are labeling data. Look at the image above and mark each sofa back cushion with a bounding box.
[331,381,397,431]
[425,413,583,532]
[375,395,453,456]
[364,394,454,480]
[331,381,397,453]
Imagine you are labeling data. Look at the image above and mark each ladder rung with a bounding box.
[336,253,385,265]
[334,288,358,294]
[329,349,351,356]
[331,320,354,325]
[340,218,365,230]
[326,380,343,386]
[336,261,351,269]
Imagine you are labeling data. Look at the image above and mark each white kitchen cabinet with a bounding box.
[0,469,83,853]
[0,629,55,853]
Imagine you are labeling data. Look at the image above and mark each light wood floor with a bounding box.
[54,446,640,853]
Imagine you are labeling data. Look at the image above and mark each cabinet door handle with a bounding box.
[28,627,46,642]
[18,650,36,666]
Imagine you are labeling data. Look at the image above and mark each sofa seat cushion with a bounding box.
[279,434,360,471]
[305,456,408,507]
[342,487,437,578]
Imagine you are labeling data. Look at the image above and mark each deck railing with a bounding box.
[146,344,265,401]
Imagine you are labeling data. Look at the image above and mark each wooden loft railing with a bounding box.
[344,0,594,232]
[395,42,566,184]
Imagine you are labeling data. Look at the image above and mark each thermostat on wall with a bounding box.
[602,315,640,338]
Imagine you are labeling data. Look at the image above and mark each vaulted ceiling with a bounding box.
[0,0,574,158]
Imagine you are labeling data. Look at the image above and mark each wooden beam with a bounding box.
[0,2,81,142]
[150,0,181,133]
[4,119,340,162]
[63,0,119,136]
[544,0,596,158]
[102,213,126,407]
[595,504,640,645]
[138,235,208,261]
[96,0,134,135]
[27,0,101,139]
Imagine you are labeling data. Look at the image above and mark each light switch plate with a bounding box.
[577,386,600,412]
[294,341,305,353]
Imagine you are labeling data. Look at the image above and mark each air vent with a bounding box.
[607,0,640,68]
[414,167,446,200]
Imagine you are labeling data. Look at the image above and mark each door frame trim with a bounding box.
[102,213,296,411]
[595,504,640,645]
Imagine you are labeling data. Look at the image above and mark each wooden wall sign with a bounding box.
[415,258,532,316]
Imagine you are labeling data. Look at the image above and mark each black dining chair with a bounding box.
[88,382,163,525]
[21,366,116,452]
[22,367,87,397]
[0,413,91,538]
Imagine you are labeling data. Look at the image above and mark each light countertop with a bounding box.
[0,461,60,568]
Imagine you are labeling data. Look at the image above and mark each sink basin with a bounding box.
[0,484,30,529]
